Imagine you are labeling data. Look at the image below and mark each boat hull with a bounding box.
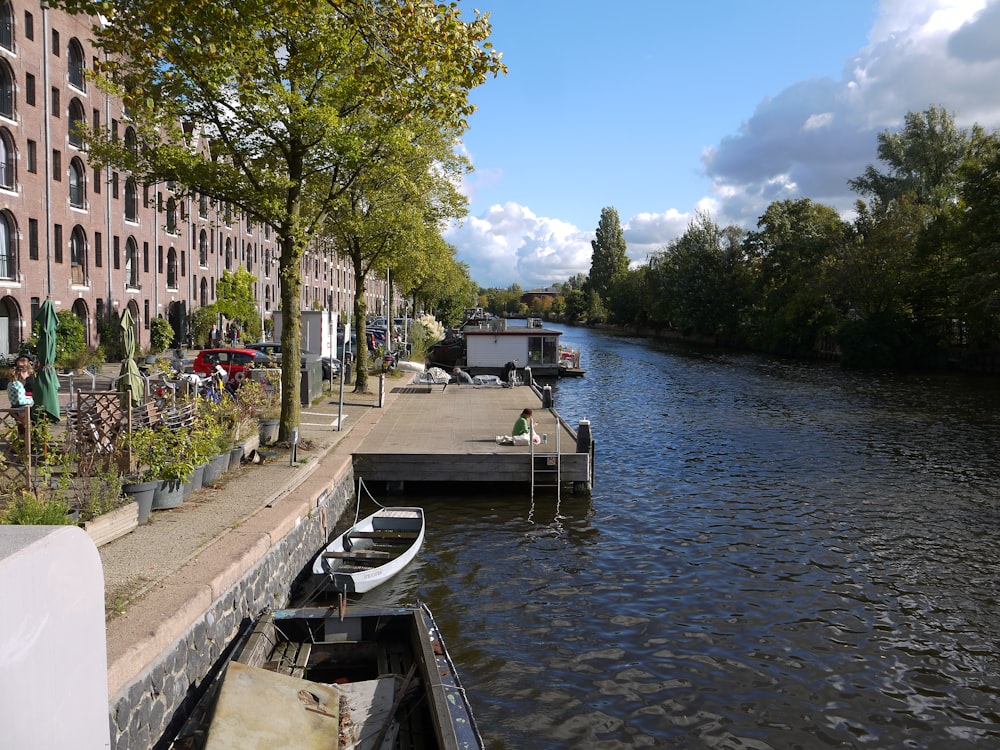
[311,507,424,595]
[199,603,483,750]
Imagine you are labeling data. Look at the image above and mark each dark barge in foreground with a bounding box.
[173,602,483,750]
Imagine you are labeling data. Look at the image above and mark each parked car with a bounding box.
[244,342,282,361]
[365,328,388,351]
[244,342,340,379]
[191,348,272,385]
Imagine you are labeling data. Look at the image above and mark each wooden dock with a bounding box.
[353,378,592,490]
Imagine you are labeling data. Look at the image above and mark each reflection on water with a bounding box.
[344,328,1000,748]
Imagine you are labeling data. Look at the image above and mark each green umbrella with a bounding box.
[117,308,143,408]
[34,298,61,423]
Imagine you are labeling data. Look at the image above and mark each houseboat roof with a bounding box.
[463,318,562,337]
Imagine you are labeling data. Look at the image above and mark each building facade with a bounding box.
[0,0,386,356]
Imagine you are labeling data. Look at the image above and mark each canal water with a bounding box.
[357,325,1000,749]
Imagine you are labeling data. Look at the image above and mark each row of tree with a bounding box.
[571,106,1000,370]
[58,0,504,437]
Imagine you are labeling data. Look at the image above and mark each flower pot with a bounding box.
[185,464,206,497]
[123,479,157,524]
[228,445,245,471]
[152,478,185,510]
[258,418,279,445]
[203,452,229,486]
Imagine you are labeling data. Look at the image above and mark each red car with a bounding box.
[191,348,271,385]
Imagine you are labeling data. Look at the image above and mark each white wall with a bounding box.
[273,310,337,358]
[0,527,110,749]
[466,334,529,367]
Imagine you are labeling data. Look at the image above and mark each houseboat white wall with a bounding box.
[465,329,562,373]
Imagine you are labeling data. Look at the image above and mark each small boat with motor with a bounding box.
[558,345,585,377]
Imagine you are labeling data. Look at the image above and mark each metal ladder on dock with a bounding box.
[530,413,561,501]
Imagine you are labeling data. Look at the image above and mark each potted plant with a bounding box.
[127,425,196,511]
[0,490,74,526]
[186,411,225,492]
[195,404,230,486]
[231,376,267,459]
[258,404,280,445]
[252,377,281,444]
[121,426,160,522]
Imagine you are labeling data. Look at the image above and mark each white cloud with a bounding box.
[447,202,699,288]
[454,0,1000,288]
[703,0,1000,229]
[804,113,835,131]
[445,203,592,289]
[622,209,692,263]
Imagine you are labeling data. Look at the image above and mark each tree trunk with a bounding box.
[352,253,370,393]
[278,230,303,440]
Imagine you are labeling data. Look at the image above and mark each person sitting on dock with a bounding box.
[449,367,474,387]
[496,407,540,446]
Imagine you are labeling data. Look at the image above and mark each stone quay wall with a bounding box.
[107,467,355,749]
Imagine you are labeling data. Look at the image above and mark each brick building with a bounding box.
[0,0,387,356]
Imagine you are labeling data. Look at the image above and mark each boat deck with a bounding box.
[353,377,591,488]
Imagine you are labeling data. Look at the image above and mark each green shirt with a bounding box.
[512,416,530,436]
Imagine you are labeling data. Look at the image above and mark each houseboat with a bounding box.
[464,315,564,379]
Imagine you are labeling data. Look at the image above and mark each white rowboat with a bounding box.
[310,507,425,596]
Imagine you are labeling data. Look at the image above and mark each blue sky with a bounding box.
[444,0,1000,289]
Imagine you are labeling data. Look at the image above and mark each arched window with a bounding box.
[0,2,12,51]
[225,237,232,270]
[70,225,86,284]
[265,285,271,311]
[68,98,86,148]
[68,39,86,90]
[125,238,139,288]
[0,63,12,119]
[198,228,208,266]
[0,211,15,280]
[124,177,138,221]
[199,276,209,307]
[0,128,13,190]
[166,197,177,233]
[69,158,86,208]
[124,127,138,159]
[166,247,177,288]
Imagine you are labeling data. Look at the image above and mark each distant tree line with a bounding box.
[549,106,1000,370]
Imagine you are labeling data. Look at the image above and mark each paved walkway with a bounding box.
[367,380,571,453]
[99,372,399,698]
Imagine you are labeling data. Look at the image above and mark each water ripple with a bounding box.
[373,328,1000,748]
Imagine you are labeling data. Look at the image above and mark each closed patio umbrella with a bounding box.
[34,298,61,423]
[117,308,143,408]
